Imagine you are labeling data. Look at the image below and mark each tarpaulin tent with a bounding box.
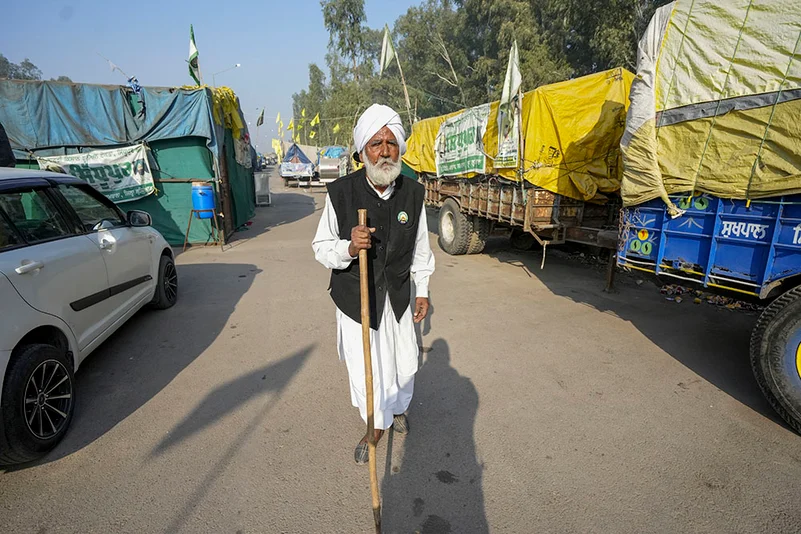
[620,0,801,209]
[280,142,315,179]
[0,79,255,245]
[403,68,634,202]
[282,143,312,164]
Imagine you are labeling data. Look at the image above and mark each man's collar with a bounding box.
[363,171,397,199]
[366,176,395,194]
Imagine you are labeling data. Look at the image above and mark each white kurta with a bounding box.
[312,179,435,429]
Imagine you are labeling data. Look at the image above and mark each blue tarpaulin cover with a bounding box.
[282,142,312,164]
[320,146,346,158]
[0,80,220,161]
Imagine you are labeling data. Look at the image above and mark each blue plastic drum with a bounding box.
[191,183,215,219]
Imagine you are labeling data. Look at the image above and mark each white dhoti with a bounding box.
[336,294,419,429]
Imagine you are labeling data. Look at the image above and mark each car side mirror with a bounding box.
[127,210,152,227]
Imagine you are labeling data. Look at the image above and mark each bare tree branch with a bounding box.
[430,31,467,106]
[429,70,459,87]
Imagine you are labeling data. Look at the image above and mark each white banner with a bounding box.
[497,40,522,169]
[496,102,520,168]
[435,103,491,176]
[38,143,155,203]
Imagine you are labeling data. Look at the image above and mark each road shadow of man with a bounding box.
[381,338,488,533]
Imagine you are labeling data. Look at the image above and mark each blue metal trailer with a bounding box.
[619,194,801,432]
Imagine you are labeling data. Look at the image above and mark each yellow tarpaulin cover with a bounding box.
[403,68,634,202]
[621,0,801,208]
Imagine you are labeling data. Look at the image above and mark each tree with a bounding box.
[453,0,572,103]
[0,54,42,80]
[294,0,670,146]
[0,54,10,79]
[321,0,368,80]
[394,0,467,117]
[1,53,73,82]
[533,0,670,73]
[14,59,43,81]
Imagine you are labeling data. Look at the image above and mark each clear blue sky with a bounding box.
[2,0,418,151]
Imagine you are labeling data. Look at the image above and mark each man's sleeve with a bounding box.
[411,203,436,298]
[312,193,357,270]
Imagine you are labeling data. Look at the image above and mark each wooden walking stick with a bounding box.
[358,208,382,533]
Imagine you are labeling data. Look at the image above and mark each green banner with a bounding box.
[37,143,155,203]
[435,103,490,176]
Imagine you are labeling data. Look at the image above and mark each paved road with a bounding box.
[2,169,800,533]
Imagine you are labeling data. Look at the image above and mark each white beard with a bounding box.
[363,155,401,186]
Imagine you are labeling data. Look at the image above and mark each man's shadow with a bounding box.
[381,338,488,533]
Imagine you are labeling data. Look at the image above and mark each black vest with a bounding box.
[327,168,425,329]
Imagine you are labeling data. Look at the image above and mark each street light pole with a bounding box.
[211,63,241,87]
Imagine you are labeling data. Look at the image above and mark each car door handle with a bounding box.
[99,239,113,250]
[15,261,44,274]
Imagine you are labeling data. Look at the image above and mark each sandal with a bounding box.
[354,441,369,464]
[393,414,409,435]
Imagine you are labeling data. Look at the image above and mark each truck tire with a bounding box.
[438,198,471,255]
[467,216,491,254]
[510,228,536,251]
[750,285,801,433]
[0,344,75,465]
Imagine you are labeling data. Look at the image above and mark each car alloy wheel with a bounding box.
[164,261,178,303]
[23,359,73,440]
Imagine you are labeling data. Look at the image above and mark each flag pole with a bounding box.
[395,55,414,127]
[96,52,130,79]
[517,85,524,181]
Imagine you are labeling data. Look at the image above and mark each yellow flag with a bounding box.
[296,122,303,130]
[278,120,284,132]
[310,113,320,127]
[275,112,281,124]
[309,130,316,139]
[294,133,301,143]
[332,123,341,134]
[287,118,294,130]
[301,108,306,118]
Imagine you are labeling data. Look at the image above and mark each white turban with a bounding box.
[353,103,406,156]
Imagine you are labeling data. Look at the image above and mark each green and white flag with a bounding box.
[496,40,522,168]
[379,25,396,77]
[256,108,265,127]
[188,24,201,85]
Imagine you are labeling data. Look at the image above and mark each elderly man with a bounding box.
[312,104,435,464]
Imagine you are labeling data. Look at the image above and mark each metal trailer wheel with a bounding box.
[750,285,801,433]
